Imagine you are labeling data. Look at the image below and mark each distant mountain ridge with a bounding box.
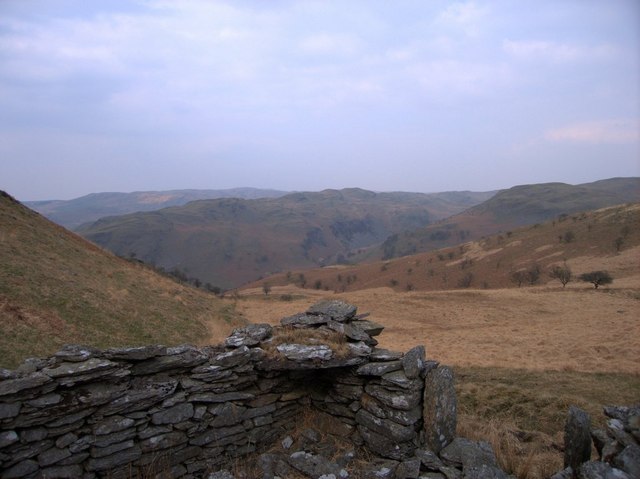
[77,188,495,289]
[26,187,289,229]
[378,177,640,259]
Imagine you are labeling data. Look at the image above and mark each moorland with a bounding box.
[1,178,639,478]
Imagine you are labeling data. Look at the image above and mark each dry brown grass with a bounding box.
[245,203,640,295]
[260,326,351,360]
[226,268,640,479]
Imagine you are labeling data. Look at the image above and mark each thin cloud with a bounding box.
[503,39,617,63]
[435,1,488,37]
[299,33,362,56]
[546,120,640,144]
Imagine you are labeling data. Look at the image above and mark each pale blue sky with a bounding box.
[1,0,638,200]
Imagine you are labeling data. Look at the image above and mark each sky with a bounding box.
[1,0,639,201]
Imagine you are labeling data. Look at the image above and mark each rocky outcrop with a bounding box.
[552,404,640,479]
[0,300,507,478]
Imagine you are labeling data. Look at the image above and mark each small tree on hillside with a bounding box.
[614,237,624,252]
[579,271,613,289]
[510,270,526,288]
[262,282,271,296]
[549,263,572,288]
[526,264,541,285]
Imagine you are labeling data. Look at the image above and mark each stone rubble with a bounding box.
[551,404,640,479]
[0,299,509,478]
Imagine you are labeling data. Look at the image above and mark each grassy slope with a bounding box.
[377,178,640,259]
[77,188,493,289]
[251,202,640,293]
[0,191,245,368]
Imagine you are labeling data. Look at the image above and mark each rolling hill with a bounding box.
[377,178,640,260]
[26,187,289,229]
[77,188,494,289]
[0,191,245,368]
[247,201,640,294]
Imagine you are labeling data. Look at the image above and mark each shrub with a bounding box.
[579,271,613,289]
[549,264,572,288]
[458,272,473,288]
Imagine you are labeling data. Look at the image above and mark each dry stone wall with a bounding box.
[552,404,640,479]
[0,301,504,479]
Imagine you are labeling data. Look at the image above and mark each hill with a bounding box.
[248,202,640,293]
[377,178,640,259]
[0,191,244,368]
[77,188,494,290]
[25,187,289,229]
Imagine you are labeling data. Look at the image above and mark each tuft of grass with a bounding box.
[455,366,640,479]
[261,327,350,360]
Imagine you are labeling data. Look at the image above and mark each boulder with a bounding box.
[440,438,498,469]
[564,406,592,470]
[423,366,457,453]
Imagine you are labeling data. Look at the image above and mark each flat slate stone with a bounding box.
[103,345,167,361]
[130,347,208,375]
[365,384,422,411]
[325,320,372,343]
[225,324,273,348]
[281,313,331,327]
[53,344,99,362]
[0,372,52,396]
[370,348,403,361]
[43,358,119,378]
[93,416,135,435]
[358,425,416,460]
[350,319,385,337]
[355,409,417,442]
[307,300,357,321]
[347,342,372,357]
[381,370,422,390]
[276,343,334,361]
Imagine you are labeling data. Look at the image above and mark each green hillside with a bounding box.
[0,191,244,368]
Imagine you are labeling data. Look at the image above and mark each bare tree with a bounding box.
[549,263,572,288]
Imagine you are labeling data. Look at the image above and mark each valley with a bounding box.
[1,179,638,478]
